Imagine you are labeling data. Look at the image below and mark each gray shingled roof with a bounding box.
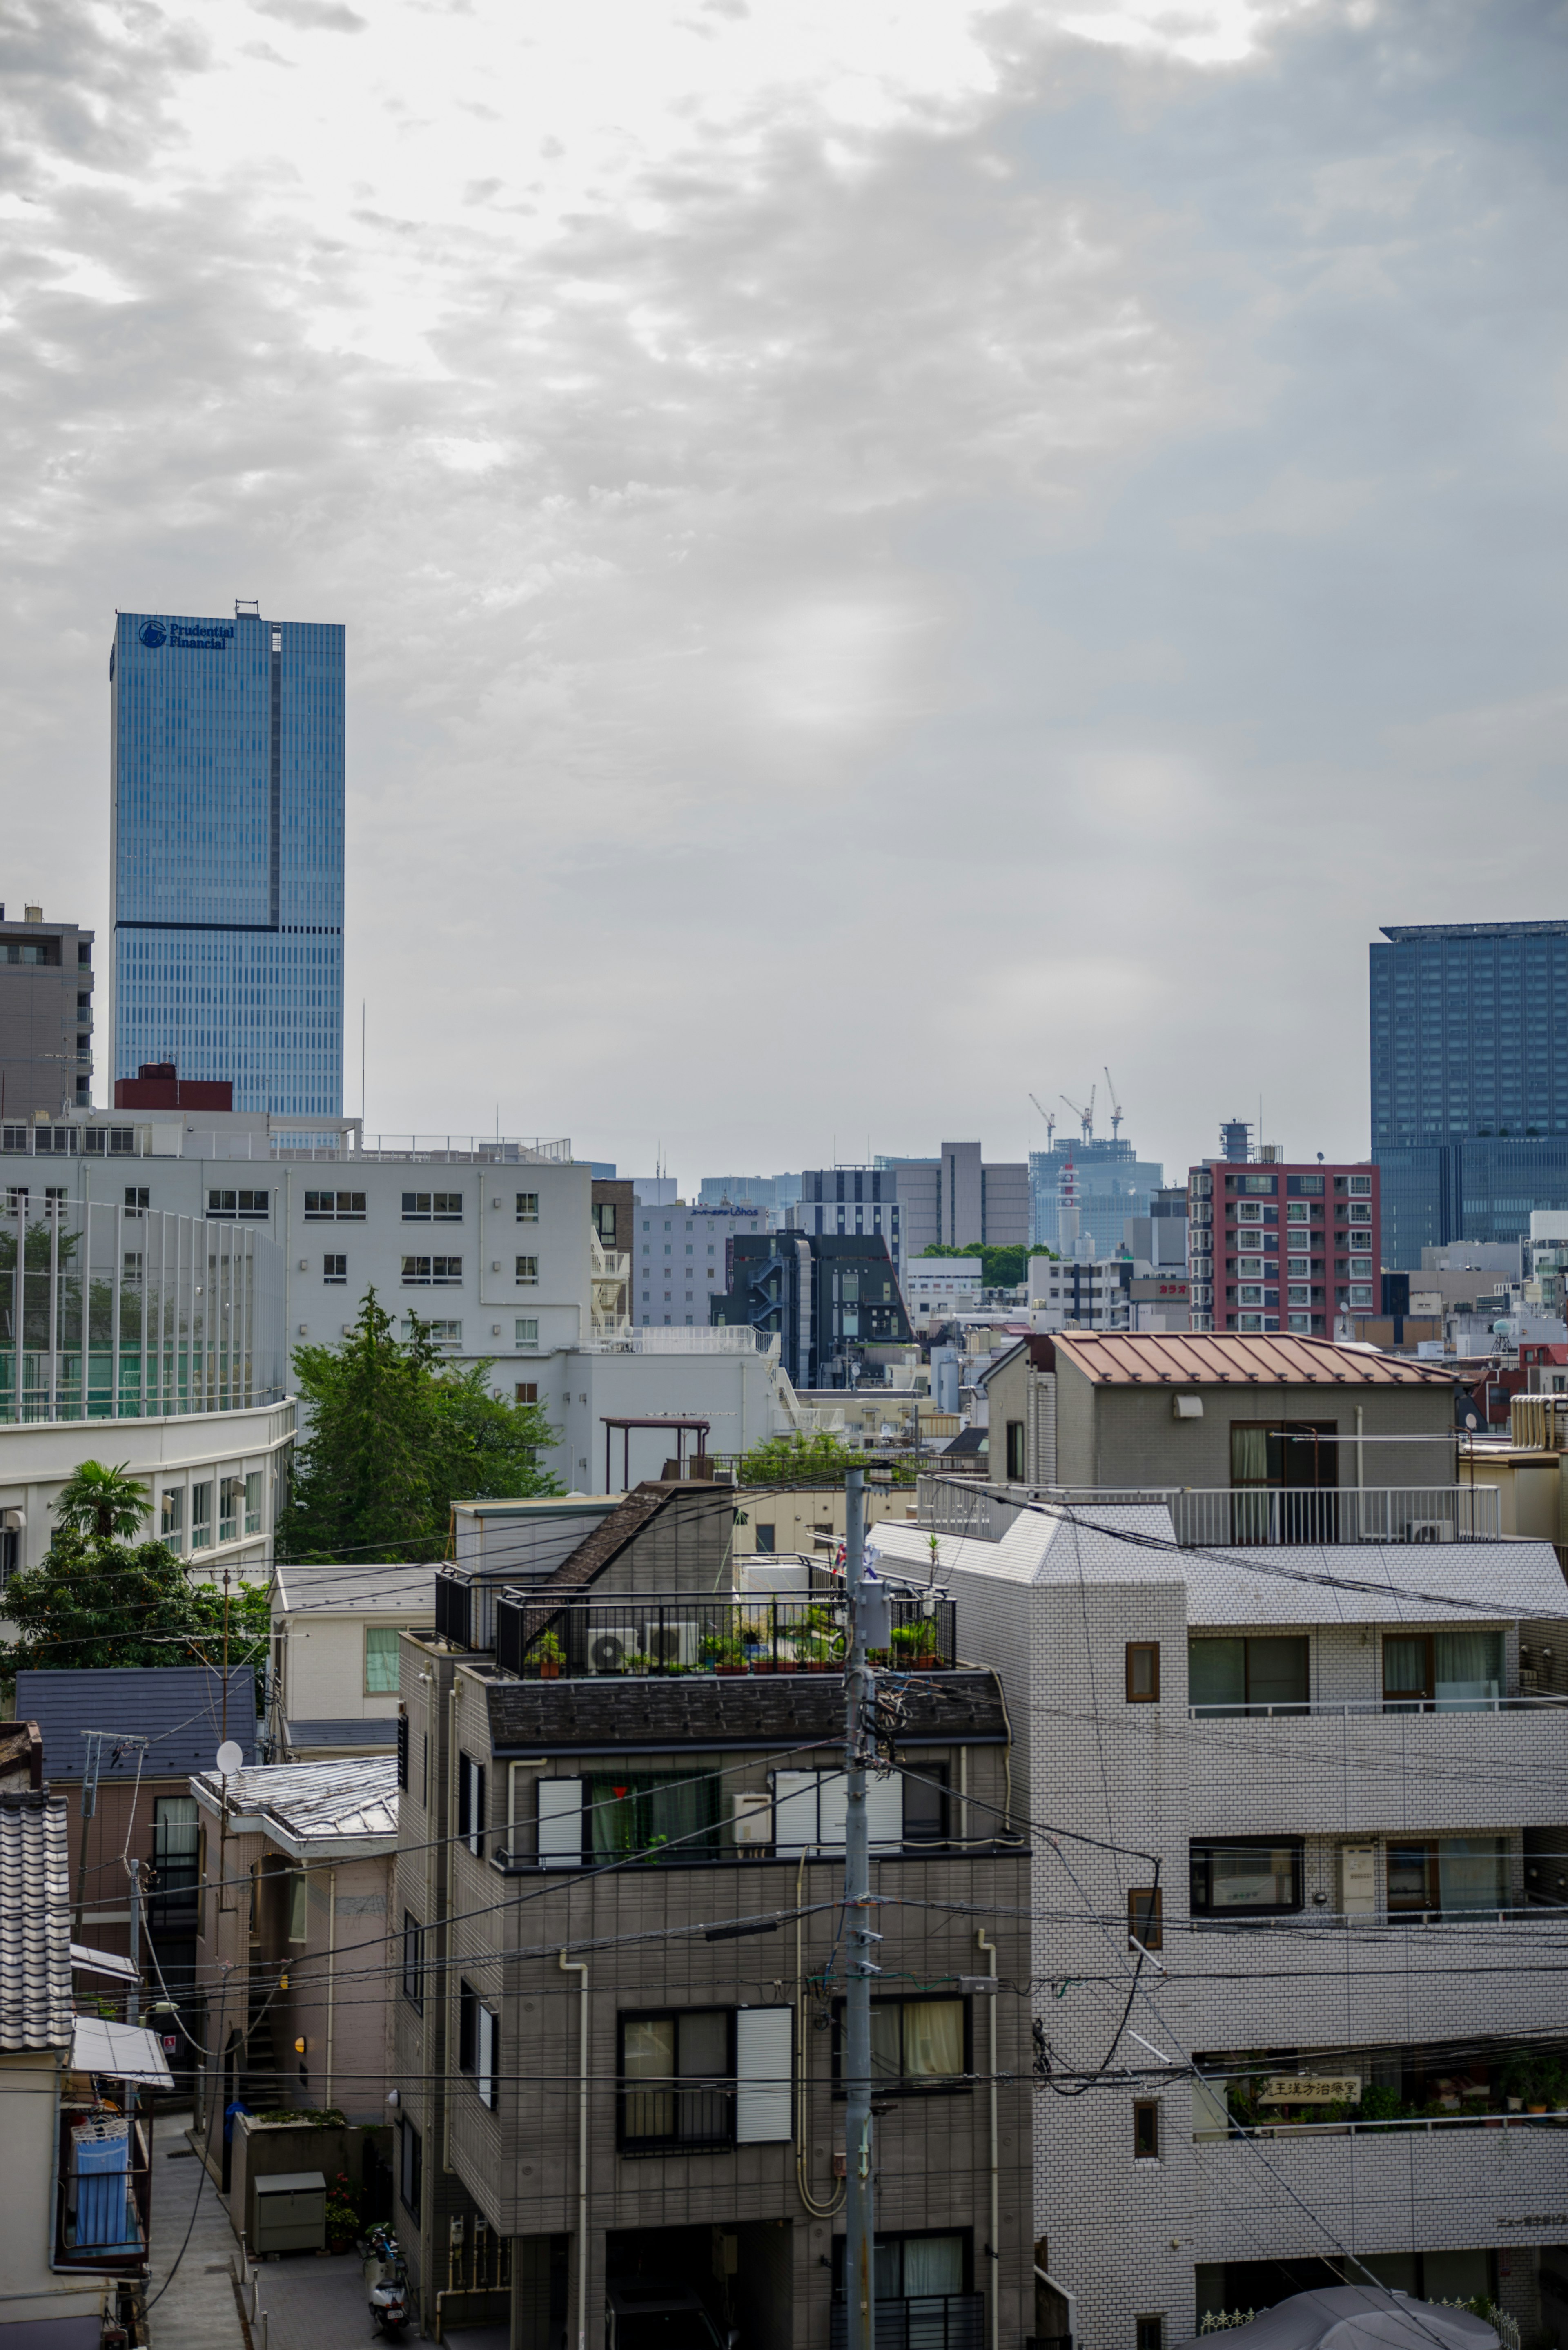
[192,1757,398,1855]
[485,1668,1006,1755]
[0,1792,73,2052]
[285,1716,399,1748]
[15,1666,260,1781]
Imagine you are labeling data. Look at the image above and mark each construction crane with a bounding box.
[1061,1087,1095,1142]
[1028,1093,1057,1149]
[1103,1067,1124,1141]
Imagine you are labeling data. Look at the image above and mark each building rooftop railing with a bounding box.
[919,1478,1503,1545]
[1190,1693,1568,1718]
[1200,2105,1568,2142]
[431,1581,956,1678]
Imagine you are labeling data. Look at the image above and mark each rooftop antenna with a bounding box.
[1103,1067,1124,1141]
[1028,1093,1057,1150]
[1061,1086,1095,1143]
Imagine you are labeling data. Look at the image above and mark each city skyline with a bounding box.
[0,3,1562,1180]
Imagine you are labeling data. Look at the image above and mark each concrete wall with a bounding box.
[231,2115,392,2252]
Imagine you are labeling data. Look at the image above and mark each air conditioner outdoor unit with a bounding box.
[589,1621,700,1673]
[1403,1520,1444,1543]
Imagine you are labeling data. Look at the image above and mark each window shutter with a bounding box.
[771,1772,819,1857]
[735,2007,793,2143]
[473,1762,487,1857]
[865,1771,902,1851]
[457,1755,471,1843]
[537,1779,584,1867]
[396,1712,409,1793]
[816,1771,849,1848]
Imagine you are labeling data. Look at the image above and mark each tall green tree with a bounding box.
[53,1460,151,1542]
[278,1290,560,1562]
[0,1528,269,1677]
[918,1240,1058,1289]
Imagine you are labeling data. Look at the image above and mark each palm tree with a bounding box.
[53,1460,151,1543]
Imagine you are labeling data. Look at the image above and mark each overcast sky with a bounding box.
[3,0,1564,1186]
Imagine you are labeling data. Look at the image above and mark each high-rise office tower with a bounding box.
[1371,920,1568,1268]
[110,605,345,1122]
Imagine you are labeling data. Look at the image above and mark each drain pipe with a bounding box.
[1035,2266,1077,2349]
[324,1867,338,2112]
[976,1929,999,2350]
[559,1950,590,2350]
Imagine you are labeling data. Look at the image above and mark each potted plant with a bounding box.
[535,1632,565,1680]
[892,1622,940,1671]
[709,1636,748,1677]
[742,1619,777,1672]
[324,2173,360,2254]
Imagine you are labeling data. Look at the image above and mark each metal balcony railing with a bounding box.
[830,2296,985,2350]
[1200,2105,1568,2141]
[488,1590,956,1679]
[1190,1692,1568,1717]
[56,2107,151,2273]
[920,1480,1502,1546]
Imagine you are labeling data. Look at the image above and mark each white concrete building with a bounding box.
[268,1561,437,1759]
[884,1490,1568,2349]
[904,1259,983,1327]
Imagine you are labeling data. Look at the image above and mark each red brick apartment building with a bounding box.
[1187,1153,1381,1335]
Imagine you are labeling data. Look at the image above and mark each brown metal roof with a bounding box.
[1049,1331,1458,1388]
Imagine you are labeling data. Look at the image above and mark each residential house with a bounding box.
[392,1486,1034,2348]
[0,1787,172,2342]
[268,1562,436,1761]
[190,1755,399,2207]
[16,1666,259,2038]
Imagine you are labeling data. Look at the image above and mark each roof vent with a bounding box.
[23,904,42,924]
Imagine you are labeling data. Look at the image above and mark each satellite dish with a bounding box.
[215,1741,243,1776]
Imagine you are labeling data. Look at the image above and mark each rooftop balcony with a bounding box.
[431,1579,956,1678]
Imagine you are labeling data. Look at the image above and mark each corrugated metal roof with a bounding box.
[192,1756,398,1848]
[0,1792,72,2052]
[272,1562,438,1616]
[1051,1331,1457,1388]
[16,1666,260,1782]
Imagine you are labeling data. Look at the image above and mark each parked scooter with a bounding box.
[363,2224,410,2340]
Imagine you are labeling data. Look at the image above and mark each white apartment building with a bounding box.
[904,1259,983,1327]
[901,1330,1568,2350]
[1027,1251,1132,1329]
[631,1199,766,1325]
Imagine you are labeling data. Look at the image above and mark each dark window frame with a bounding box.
[401,1912,423,2009]
[829,2228,973,2302]
[1133,2100,1161,2159]
[1188,1635,1310,1715]
[1004,1420,1026,1481]
[457,1754,487,1859]
[1126,1642,1160,1702]
[901,1762,949,1849]
[398,2117,422,2218]
[1128,1887,1163,1952]
[1189,1837,1305,1919]
[830,1993,972,2097]
[616,2006,736,2153]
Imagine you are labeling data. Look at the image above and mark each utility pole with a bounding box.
[844,1465,887,2350]
[125,1854,142,2145]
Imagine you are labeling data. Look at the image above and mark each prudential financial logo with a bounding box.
[139,622,167,649]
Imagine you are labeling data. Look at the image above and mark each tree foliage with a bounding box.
[277,1290,561,1562]
[53,1460,151,1543]
[736,1429,860,1487]
[918,1240,1057,1289]
[0,1527,270,1678]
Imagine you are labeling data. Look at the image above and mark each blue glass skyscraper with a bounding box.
[1371,920,1568,1267]
[110,606,344,1121]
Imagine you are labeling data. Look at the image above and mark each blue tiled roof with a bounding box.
[15,1666,260,1781]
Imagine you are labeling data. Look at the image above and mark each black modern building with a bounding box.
[1372,920,1568,1269]
[709,1231,913,1389]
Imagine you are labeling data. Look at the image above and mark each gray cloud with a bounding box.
[0,0,1564,1182]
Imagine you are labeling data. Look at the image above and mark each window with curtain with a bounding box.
[849,1998,966,2090]
[848,2234,968,2301]
[365,1625,401,1694]
[1231,1427,1270,1483]
[588,1773,719,1863]
[1189,1637,1308,1714]
[1384,1632,1504,1711]
[619,2009,731,2149]
[1388,1837,1509,1918]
